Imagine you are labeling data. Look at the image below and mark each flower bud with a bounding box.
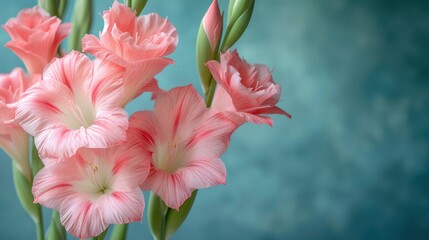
[196,0,223,95]
[222,0,254,51]
[203,0,222,52]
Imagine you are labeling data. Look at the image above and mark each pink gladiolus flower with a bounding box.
[206,50,291,126]
[16,51,128,161]
[128,85,237,210]
[82,1,178,106]
[32,145,150,239]
[203,0,222,51]
[3,7,71,75]
[0,68,38,180]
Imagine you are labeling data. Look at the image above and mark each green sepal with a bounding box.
[110,224,128,240]
[164,190,198,239]
[147,193,165,240]
[46,211,66,240]
[222,0,255,52]
[12,161,39,223]
[93,227,109,240]
[196,22,215,96]
[31,140,43,178]
[131,0,148,16]
[69,0,93,51]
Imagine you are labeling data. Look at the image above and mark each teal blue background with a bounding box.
[1,0,429,239]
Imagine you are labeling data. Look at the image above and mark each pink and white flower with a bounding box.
[206,50,291,126]
[0,68,39,180]
[3,6,71,75]
[128,85,237,210]
[16,51,127,161]
[82,1,178,106]
[32,145,150,239]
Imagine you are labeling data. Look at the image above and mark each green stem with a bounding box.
[205,77,217,107]
[110,224,128,240]
[36,206,44,240]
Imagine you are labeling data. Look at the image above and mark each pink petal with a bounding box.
[135,13,178,58]
[91,59,125,108]
[211,84,236,112]
[127,111,158,150]
[109,144,151,192]
[153,85,206,141]
[141,170,192,210]
[179,158,226,189]
[186,111,237,160]
[32,161,81,209]
[97,189,145,224]
[121,58,173,105]
[35,125,88,160]
[43,51,93,92]
[60,197,107,239]
[85,108,128,149]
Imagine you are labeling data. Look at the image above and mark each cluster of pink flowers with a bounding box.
[0,1,289,238]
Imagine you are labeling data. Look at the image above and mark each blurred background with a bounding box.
[1,0,429,239]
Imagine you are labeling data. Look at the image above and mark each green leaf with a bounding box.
[164,190,198,239]
[46,211,66,240]
[110,224,128,240]
[69,0,93,51]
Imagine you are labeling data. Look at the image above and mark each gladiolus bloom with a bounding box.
[16,51,127,160]
[3,7,71,75]
[32,145,150,239]
[0,68,38,180]
[206,50,291,126]
[128,85,237,210]
[82,1,178,106]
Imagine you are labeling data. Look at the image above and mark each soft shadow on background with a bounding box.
[1,0,428,239]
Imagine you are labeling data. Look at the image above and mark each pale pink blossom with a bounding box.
[128,85,237,210]
[206,50,291,126]
[0,68,39,180]
[16,51,127,161]
[3,7,71,75]
[32,145,150,239]
[203,0,222,51]
[82,1,178,106]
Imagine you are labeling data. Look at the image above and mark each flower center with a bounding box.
[73,160,113,200]
[153,139,188,173]
[60,94,96,130]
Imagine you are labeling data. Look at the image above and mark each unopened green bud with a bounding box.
[227,0,252,27]
[222,0,254,51]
